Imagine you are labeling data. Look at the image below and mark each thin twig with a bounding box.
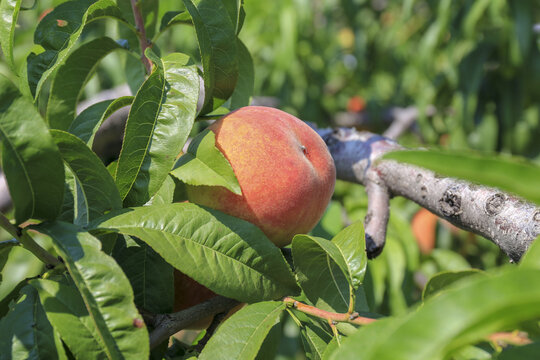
[283,297,376,326]
[130,0,152,74]
[149,296,239,349]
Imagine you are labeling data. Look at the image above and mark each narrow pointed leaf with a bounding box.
[90,203,299,302]
[113,236,174,314]
[229,39,254,109]
[69,96,134,146]
[300,321,333,360]
[30,277,112,359]
[292,235,353,313]
[182,0,238,113]
[199,301,285,360]
[171,129,241,194]
[331,268,540,360]
[0,75,64,224]
[0,285,67,360]
[51,130,122,225]
[115,53,199,206]
[27,0,133,98]
[331,222,367,289]
[46,37,128,130]
[383,150,540,205]
[0,0,22,72]
[35,222,149,360]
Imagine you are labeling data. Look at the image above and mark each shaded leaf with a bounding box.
[30,277,111,359]
[300,321,333,360]
[115,53,199,207]
[146,175,176,206]
[90,203,299,302]
[46,37,128,130]
[51,130,122,225]
[35,222,149,359]
[0,285,67,359]
[69,96,134,146]
[182,0,238,113]
[0,75,64,224]
[0,0,22,72]
[27,0,133,98]
[498,342,540,360]
[199,301,285,360]
[383,150,540,205]
[171,129,241,195]
[112,236,174,314]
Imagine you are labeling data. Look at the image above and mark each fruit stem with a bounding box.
[283,297,376,326]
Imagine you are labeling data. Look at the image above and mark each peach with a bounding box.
[186,106,336,247]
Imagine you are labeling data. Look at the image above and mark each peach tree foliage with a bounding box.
[0,1,540,360]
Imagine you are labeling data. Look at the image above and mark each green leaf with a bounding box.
[146,174,176,206]
[0,285,67,360]
[27,0,133,99]
[0,0,22,72]
[199,301,285,360]
[158,11,192,35]
[46,37,128,130]
[331,222,367,289]
[0,239,19,273]
[34,222,149,359]
[229,39,254,110]
[30,277,113,359]
[50,130,122,225]
[292,235,353,313]
[112,236,174,314]
[69,96,134,146]
[171,129,241,195]
[422,270,484,301]
[0,75,64,224]
[330,268,540,360]
[498,342,540,360]
[182,0,239,113]
[300,321,333,360]
[383,150,540,205]
[115,53,199,207]
[90,203,299,302]
[520,236,540,269]
[430,249,471,271]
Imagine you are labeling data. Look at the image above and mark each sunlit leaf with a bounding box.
[90,203,299,302]
[171,129,241,195]
[199,301,285,360]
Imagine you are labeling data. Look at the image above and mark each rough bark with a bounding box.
[314,126,540,261]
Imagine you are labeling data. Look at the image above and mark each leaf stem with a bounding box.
[283,297,376,326]
[130,0,152,74]
[0,212,61,267]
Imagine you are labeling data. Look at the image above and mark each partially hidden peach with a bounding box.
[175,106,336,329]
[186,106,336,247]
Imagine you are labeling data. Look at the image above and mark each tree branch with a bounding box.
[313,126,540,261]
[130,0,152,74]
[148,296,239,349]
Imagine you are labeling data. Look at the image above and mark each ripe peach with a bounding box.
[174,106,335,329]
[186,106,336,247]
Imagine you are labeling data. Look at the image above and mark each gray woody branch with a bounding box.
[313,126,540,262]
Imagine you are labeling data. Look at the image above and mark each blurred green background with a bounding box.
[1,1,539,358]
